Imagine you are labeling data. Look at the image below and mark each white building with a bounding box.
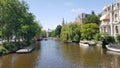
[100,1,120,36]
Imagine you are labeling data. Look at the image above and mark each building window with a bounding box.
[115,14,118,21]
[117,3,119,8]
[115,26,119,33]
[108,7,110,11]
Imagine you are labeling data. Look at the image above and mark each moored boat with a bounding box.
[16,46,35,54]
[79,41,89,46]
[106,44,120,52]
[79,41,96,47]
[89,41,96,46]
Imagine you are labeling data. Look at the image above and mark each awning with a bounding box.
[100,13,110,21]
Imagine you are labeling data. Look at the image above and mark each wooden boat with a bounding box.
[79,41,96,47]
[106,44,120,52]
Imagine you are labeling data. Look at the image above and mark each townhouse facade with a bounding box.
[100,1,120,36]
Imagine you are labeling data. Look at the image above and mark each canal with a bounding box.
[0,39,120,68]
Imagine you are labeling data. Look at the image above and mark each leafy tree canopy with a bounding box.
[0,0,42,44]
[84,11,101,25]
[49,30,55,37]
[60,22,81,42]
[55,25,62,38]
[81,23,99,40]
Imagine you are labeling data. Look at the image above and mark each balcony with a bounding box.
[100,22,110,26]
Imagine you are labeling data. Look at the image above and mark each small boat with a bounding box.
[106,44,120,52]
[16,46,35,54]
[79,41,89,46]
[89,41,96,46]
[79,41,96,47]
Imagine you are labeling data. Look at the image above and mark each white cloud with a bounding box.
[71,8,86,14]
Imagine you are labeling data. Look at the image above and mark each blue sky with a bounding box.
[26,0,115,30]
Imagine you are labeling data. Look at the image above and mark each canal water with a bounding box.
[0,39,120,68]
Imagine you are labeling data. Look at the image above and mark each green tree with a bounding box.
[0,0,42,44]
[116,34,120,45]
[81,23,99,40]
[49,30,55,37]
[55,25,62,38]
[84,11,100,25]
[0,0,28,41]
[41,30,46,38]
[20,21,42,45]
[33,21,42,35]
[60,25,68,41]
[60,22,81,42]
[101,35,115,48]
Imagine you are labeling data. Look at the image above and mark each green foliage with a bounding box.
[0,0,42,44]
[94,33,101,41]
[84,11,101,25]
[60,25,69,41]
[41,30,46,38]
[116,34,120,45]
[105,36,115,43]
[60,22,81,42]
[101,32,110,37]
[3,42,18,52]
[55,25,62,38]
[34,21,42,35]
[49,30,55,37]
[20,22,41,45]
[0,49,7,55]
[0,27,1,36]
[101,35,115,48]
[81,23,99,40]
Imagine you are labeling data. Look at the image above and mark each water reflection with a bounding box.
[0,42,40,68]
[0,39,120,68]
[104,50,120,68]
[61,43,102,68]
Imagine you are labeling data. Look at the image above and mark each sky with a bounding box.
[26,0,115,30]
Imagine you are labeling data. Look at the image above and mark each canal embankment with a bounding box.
[0,40,40,56]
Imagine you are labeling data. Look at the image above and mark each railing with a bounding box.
[100,22,110,26]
